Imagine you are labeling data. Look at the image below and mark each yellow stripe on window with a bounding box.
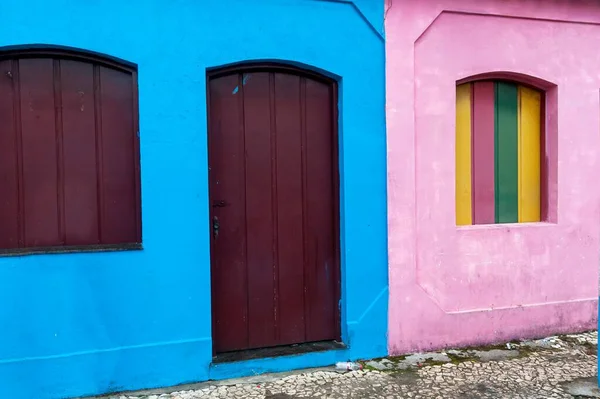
[456,83,472,225]
[518,86,541,222]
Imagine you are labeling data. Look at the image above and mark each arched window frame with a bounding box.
[0,45,141,255]
[455,72,557,226]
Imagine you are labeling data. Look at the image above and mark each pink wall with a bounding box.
[385,0,600,354]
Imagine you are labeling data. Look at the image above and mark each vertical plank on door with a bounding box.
[243,72,276,348]
[472,81,496,224]
[61,60,99,245]
[209,73,249,353]
[0,60,20,249]
[455,83,472,226]
[304,78,336,342]
[518,85,541,223]
[494,82,519,223]
[274,73,306,345]
[99,66,138,243]
[20,58,60,247]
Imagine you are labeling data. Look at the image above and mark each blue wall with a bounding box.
[0,1,388,398]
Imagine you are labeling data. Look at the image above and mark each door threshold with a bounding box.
[213,340,346,364]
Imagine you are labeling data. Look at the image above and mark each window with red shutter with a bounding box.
[0,48,141,254]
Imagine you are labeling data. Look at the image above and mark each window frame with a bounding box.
[0,45,142,256]
[455,76,550,226]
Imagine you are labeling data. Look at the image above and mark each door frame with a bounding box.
[206,62,342,355]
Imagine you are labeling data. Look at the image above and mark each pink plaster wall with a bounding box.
[385,0,600,354]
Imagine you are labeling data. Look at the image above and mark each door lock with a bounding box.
[212,216,220,239]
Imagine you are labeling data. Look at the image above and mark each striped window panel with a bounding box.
[456,81,543,226]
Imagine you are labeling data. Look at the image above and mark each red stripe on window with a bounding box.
[472,81,496,224]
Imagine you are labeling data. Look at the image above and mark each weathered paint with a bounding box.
[0,1,388,398]
[455,83,472,226]
[386,0,599,356]
[518,86,542,223]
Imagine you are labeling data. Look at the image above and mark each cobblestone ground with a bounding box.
[99,331,599,399]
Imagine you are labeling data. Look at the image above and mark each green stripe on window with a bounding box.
[494,82,519,223]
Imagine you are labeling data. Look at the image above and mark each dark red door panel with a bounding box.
[242,72,276,349]
[209,66,340,353]
[273,73,306,345]
[209,73,249,353]
[304,78,337,342]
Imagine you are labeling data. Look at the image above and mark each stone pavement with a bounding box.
[97,331,599,399]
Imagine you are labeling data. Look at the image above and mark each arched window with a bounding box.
[0,48,141,253]
[456,80,543,225]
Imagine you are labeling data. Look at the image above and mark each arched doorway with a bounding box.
[207,64,340,354]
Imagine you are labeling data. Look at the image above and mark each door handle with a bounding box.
[212,216,220,239]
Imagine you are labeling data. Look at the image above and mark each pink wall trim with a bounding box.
[385,0,600,354]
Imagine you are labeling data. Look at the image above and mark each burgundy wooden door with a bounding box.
[208,65,340,353]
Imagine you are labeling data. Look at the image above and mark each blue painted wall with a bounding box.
[0,1,388,398]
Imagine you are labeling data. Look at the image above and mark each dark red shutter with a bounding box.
[0,52,141,251]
